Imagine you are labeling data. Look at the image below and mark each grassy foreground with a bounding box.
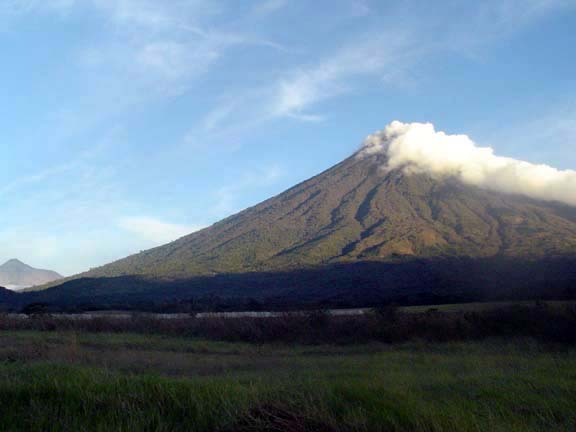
[0,331,575,431]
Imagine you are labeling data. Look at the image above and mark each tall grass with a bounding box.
[0,339,575,431]
[1,304,576,430]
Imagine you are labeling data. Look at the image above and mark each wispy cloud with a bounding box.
[193,30,419,135]
[441,0,576,53]
[191,0,573,140]
[6,0,285,122]
[78,1,231,101]
[202,99,239,131]
[479,104,576,168]
[118,216,204,244]
[271,33,416,119]
[0,0,73,16]
[91,0,202,30]
[251,0,288,18]
[0,139,112,198]
[212,165,283,217]
[0,161,78,197]
[350,0,371,17]
[478,0,574,30]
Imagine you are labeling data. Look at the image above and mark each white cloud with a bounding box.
[88,0,218,33]
[136,40,220,83]
[251,0,288,17]
[118,216,205,244]
[269,0,574,120]
[202,100,239,131]
[196,31,418,135]
[67,0,287,110]
[191,0,574,136]
[271,34,415,119]
[74,1,226,100]
[350,0,371,17]
[5,0,284,114]
[360,121,576,206]
[92,0,175,29]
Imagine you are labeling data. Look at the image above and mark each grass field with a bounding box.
[1,330,575,431]
[401,300,576,314]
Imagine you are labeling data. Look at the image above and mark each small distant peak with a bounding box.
[1,259,30,268]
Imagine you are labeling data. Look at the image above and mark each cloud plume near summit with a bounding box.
[360,121,576,206]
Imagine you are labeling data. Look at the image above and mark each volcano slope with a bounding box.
[15,153,576,310]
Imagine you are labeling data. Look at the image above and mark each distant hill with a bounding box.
[0,259,62,290]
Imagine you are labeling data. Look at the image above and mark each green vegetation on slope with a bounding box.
[0,332,575,431]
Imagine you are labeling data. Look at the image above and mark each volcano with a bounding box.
[0,259,62,290]
[15,140,576,310]
[69,154,576,277]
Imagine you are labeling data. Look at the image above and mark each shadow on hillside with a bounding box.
[3,256,576,312]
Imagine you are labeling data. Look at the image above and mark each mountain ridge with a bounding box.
[27,153,576,294]
[0,259,62,290]
[78,155,576,273]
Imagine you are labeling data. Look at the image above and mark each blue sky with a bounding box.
[1,0,575,275]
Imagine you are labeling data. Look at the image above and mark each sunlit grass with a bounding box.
[0,332,575,431]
